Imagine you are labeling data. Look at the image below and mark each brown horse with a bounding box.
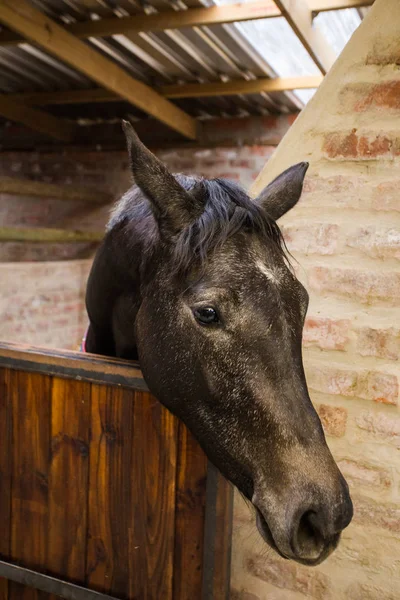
[85,121,352,566]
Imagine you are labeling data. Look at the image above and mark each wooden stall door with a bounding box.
[0,344,233,600]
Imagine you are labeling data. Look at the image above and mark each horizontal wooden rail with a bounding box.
[0,175,111,203]
[161,75,323,98]
[0,93,75,141]
[9,76,323,106]
[0,0,374,45]
[0,227,104,243]
[0,341,147,390]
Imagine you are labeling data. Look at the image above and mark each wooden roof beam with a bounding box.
[0,94,75,141]
[161,75,323,98]
[0,1,279,45]
[9,76,323,105]
[273,0,336,74]
[308,0,374,10]
[0,1,374,46]
[0,1,197,140]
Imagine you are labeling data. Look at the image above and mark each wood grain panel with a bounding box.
[202,464,234,600]
[86,384,134,597]
[173,422,207,600]
[129,392,178,600]
[47,378,91,583]
[0,369,12,600]
[9,371,51,600]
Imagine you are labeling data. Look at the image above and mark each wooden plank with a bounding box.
[0,227,104,243]
[202,465,233,600]
[309,0,374,9]
[0,1,279,45]
[11,89,119,106]
[161,75,323,98]
[0,0,375,46]
[66,1,280,37]
[173,422,207,600]
[0,368,12,600]
[86,385,135,597]
[0,176,111,204]
[47,378,91,584]
[10,76,323,106]
[129,392,178,600]
[0,95,75,142]
[0,342,146,391]
[8,371,51,600]
[0,1,197,140]
[273,0,336,74]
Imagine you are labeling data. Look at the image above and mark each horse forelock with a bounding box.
[107,174,289,272]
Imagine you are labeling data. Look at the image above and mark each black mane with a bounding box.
[108,174,288,272]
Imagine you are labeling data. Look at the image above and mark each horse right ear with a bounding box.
[122,120,202,236]
[256,162,309,221]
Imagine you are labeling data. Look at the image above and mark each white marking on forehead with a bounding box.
[256,260,280,284]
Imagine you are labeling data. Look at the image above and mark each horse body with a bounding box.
[85,121,353,566]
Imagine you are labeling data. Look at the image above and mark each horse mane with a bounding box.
[108,174,289,273]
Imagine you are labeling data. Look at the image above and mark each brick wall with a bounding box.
[238,0,400,598]
[0,144,274,348]
[0,260,91,350]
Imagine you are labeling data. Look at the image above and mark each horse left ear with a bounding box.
[255,162,309,221]
[122,120,202,236]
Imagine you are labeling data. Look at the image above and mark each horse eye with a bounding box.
[193,307,219,325]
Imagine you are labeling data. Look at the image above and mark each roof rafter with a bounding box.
[0,0,375,46]
[161,76,323,98]
[9,76,323,106]
[273,0,336,74]
[308,0,373,10]
[0,0,197,140]
[0,94,75,141]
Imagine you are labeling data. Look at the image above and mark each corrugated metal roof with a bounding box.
[0,0,366,124]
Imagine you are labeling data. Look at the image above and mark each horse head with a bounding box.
[85,121,353,566]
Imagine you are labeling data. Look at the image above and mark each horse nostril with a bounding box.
[292,510,325,561]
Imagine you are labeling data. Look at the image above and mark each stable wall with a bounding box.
[233,0,400,598]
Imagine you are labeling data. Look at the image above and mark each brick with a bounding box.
[303,317,350,351]
[353,495,400,533]
[337,459,392,490]
[346,582,398,600]
[281,223,338,255]
[347,227,400,259]
[246,554,331,600]
[316,404,347,437]
[230,159,254,169]
[307,365,398,405]
[372,180,400,212]
[333,527,400,574]
[322,129,397,160]
[356,327,400,361]
[340,81,400,112]
[301,175,371,209]
[356,411,400,447]
[366,39,400,66]
[308,266,400,305]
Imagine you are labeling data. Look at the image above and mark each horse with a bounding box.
[84,120,353,566]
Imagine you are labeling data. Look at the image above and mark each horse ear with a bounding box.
[255,162,309,221]
[122,120,202,235]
